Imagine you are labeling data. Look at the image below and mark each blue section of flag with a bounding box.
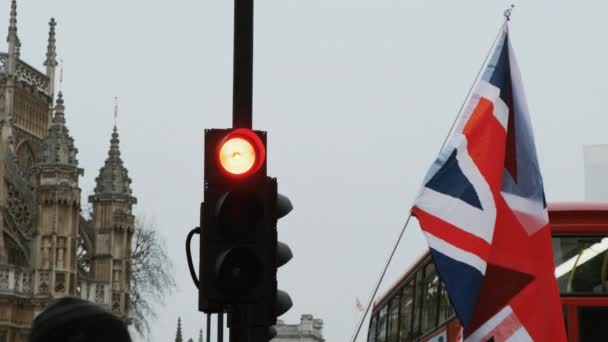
[486,35,512,106]
[431,249,483,329]
[500,82,546,206]
[482,30,507,84]
[425,149,483,209]
[495,36,545,208]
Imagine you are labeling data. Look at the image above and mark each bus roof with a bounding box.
[548,202,608,212]
[549,202,608,233]
[372,202,608,311]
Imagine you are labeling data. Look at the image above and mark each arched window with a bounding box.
[4,233,27,267]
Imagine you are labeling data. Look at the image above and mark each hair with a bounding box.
[29,297,131,342]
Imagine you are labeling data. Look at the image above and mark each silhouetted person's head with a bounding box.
[29,297,131,342]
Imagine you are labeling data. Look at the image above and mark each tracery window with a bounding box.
[6,182,33,238]
[16,142,35,184]
[77,234,91,275]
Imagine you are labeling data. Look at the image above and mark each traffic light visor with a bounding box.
[218,129,265,176]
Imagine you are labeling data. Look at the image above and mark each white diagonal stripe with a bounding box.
[465,306,513,342]
[424,232,487,274]
[416,138,496,244]
[505,327,533,342]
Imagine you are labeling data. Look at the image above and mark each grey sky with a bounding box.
[7,1,608,341]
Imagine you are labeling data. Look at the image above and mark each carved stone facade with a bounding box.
[0,2,136,341]
[272,315,325,342]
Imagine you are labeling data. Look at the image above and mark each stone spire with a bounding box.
[175,317,183,342]
[7,0,17,39]
[6,0,19,74]
[198,329,203,342]
[92,122,134,198]
[44,18,58,98]
[38,92,81,169]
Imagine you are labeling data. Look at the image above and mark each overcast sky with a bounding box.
[7,1,608,341]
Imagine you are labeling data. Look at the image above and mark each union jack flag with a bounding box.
[356,298,364,312]
[412,26,566,342]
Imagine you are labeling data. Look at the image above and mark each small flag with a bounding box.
[355,298,364,312]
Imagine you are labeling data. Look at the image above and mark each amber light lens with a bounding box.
[219,137,257,175]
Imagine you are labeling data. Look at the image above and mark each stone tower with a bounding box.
[32,92,83,315]
[89,124,136,319]
[0,2,137,340]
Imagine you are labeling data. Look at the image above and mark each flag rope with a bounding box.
[349,19,509,342]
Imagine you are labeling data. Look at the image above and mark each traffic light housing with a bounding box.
[199,128,292,326]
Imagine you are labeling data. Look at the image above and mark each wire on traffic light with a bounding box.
[186,226,201,289]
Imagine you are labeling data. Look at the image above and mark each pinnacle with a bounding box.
[91,124,134,199]
[56,91,64,104]
[8,0,17,30]
[44,17,58,67]
[53,92,66,125]
[38,91,78,168]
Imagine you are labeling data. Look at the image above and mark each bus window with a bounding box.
[553,236,608,294]
[387,293,400,341]
[377,305,388,342]
[368,313,378,342]
[413,271,423,337]
[399,281,415,342]
[420,263,440,334]
[578,307,608,342]
[438,282,455,323]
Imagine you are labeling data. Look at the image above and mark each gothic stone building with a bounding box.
[0,1,136,341]
[272,315,325,342]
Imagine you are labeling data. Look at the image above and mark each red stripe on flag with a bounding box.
[463,97,507,192]
[412,207,491,261]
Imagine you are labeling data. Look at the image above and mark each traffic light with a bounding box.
[199,128,292,327]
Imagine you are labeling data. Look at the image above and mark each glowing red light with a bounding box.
[217,129,265,176]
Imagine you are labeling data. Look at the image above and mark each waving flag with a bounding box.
[355,298,364,312]
[412,26,566,342]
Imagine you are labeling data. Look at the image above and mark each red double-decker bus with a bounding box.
[367,203,608,342]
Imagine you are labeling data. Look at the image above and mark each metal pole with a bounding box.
[206,314,211,342]
[218,313,224,342]
[232,0,254,129]
[229,1,257,340]
[229,305,253,342]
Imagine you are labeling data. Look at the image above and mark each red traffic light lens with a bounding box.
[219,138,255,175]
[217,129,265,176]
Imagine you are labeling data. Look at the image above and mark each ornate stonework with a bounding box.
[0,2,136,341]
[272,315,325,342]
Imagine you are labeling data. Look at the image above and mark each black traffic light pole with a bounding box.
[192,0,292,339]
[229,0,256,341]
[232,0,254,129]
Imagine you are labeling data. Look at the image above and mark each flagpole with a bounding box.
[349,18,510,342]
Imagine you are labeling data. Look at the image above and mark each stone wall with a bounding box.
[272,314,324,342]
